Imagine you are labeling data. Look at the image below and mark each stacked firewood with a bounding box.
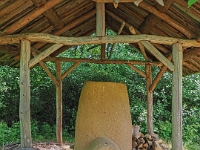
[132,125,168,150]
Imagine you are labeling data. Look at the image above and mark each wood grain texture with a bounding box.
[19,40,32,148]
[172,43,183,150]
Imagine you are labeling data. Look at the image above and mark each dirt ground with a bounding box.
[1,142,74,150]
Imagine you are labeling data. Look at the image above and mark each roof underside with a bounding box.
[0,0,200,75]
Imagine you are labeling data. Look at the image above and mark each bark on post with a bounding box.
[96,2,106,60]
[172,43,183,150]
[19,40,32,148]
[56,60,63,145]
[146,64,154,135]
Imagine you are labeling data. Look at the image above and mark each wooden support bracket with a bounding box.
[127,64,146,78]
[61,62,80,80]
[149,55,172,92]
[31,49,59,86]
[141,41,174,71]
[29,43,63,68]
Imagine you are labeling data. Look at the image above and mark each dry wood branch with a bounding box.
[127,64,146,78]
[0,33,200,47]
[31,49,59,86]
[4,0,64,34]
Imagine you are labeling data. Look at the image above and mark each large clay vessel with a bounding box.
[74,81,132,150]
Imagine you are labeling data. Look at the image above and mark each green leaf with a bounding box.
[188,0,198,7]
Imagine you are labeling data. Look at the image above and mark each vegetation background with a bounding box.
[0,30,199,150]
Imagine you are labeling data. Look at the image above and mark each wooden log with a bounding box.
[31,0,64,29]
[141,41,174,71]
[172,43,183,150]
[0,33,200,47]
[44,57,161,66]
[96,2,106,60]
[96,2,105,36]
[183,47,200,61]
[140,0,175,34]
[4,0,64,34]
[146,64,154,135]
[139,1,196,38]
[29,43,63,68]
[56,60,63,145]
[132,125,140,136]
[19,40,32,148]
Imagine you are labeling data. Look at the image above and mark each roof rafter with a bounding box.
[140,0,175,34]
[4,0,64,34]
[31,0,64,30]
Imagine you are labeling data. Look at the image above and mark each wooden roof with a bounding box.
[0,0,200,75]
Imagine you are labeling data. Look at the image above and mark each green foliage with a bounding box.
[188,0,198,7]
[0,31,199,148]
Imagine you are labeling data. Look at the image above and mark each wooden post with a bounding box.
[56,60,63,145]
[19,40,32,148]
[96,2,106,60]
[146,64,154,135]
[172,43,183,150]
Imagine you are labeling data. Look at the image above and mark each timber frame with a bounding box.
[0,1,200,150]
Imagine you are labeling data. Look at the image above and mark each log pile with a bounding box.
[132,125,168,150]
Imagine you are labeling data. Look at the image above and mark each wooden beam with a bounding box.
[172,43,183,150]
[96,2,105,36]
[61,62,80,80]
[1,33,200,47]
[29,43,63,68]
[96,2,106,60]
[31,50,59,86]
[183,48,200,61]
[108,22,125,59]
[44,57,161,66]
[127,64,146,78]
[141,41,174,71]
[31,0,64,30]
[0,45,19,55]
[139,1,196,38]
[129,26,149,60]
[4,0,64,34]
[32,9,96,50]
[19,40,32,148]
[56,60,63,145]
[146,64,154,135]
[150,55,172,92]
[140,0,175,34]
[93,0,134,2]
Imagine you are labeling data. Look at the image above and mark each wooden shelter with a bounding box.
[0,0,200,149]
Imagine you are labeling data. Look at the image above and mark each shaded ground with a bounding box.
[1,142,73,150]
